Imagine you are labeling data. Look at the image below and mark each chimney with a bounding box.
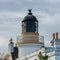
[53,33,55,40]
[56,32,58,39]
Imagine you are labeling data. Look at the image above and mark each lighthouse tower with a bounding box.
[16,9,44,57]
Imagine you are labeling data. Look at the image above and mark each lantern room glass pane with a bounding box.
[26,21,37,32]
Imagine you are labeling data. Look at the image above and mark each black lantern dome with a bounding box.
[22,9,38,33]
[22,9,38,22]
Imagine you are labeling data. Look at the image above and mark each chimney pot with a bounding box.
[56,32,58,39]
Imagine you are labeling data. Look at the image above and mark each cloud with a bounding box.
[36,11,54,24]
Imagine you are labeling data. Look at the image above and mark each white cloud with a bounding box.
[36,11,55,25]
[0,11,25,18]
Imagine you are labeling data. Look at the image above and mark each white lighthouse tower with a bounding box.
[16,9,44,58]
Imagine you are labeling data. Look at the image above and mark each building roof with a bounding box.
[22,9,38,22]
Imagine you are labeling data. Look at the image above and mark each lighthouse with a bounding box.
[16,9,44,57]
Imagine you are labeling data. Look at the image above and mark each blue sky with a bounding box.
[0,0,60,54]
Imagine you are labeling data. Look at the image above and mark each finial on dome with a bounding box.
[28,9,32,12]
[28,9,32,15]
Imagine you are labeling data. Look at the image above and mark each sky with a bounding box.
[0,0,60,54]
